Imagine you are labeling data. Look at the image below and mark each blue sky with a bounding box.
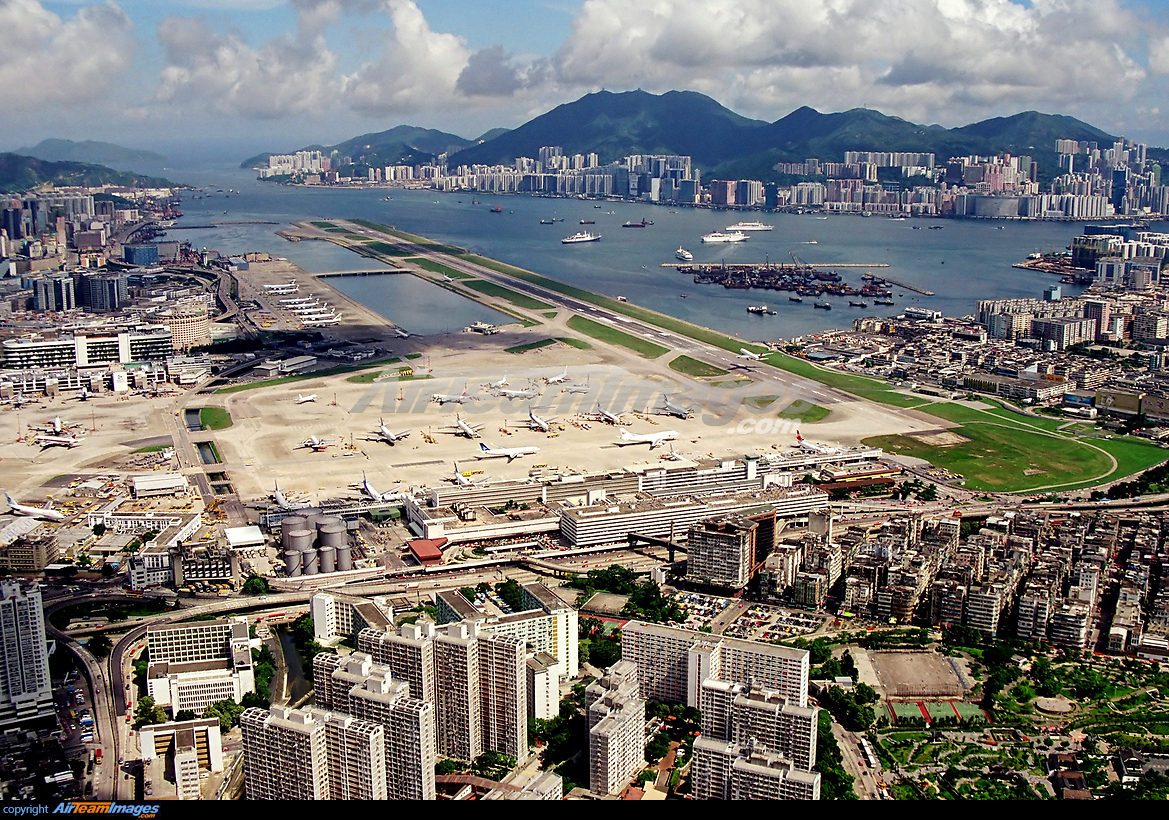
[10,0,1169,157]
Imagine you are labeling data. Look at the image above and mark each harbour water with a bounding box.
[161,161,1105,341]
[324,273,513,335]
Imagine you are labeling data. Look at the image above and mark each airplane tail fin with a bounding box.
[480,442,490,451]
[796,429,803,441]
[4,493,13,507]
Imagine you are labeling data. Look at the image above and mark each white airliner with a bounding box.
[371,419,410,445]
[475,442,540,462]
[526,408,557,432]
[545,368,570,385]
[271,481,305,512]
[594,403,624,425]
[738,348,764,361]
[616,428,679,449]
[298,435,330,452]
[562,384,591,394]
[35,435,82,449]
[796,430,831,454]
[46,416,63,434]
[659,394,695,419]
[4,493,64,522]
[497,386,540,400]
[76,387,89,402]
[449,461,489,487]
[439,415,484,439]
[431,390,476,405]
[296,394,317,404]
[485,376,509,389]
[351,471,398,502]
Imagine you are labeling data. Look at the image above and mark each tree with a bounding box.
[92,524,106,537]
[241,575,269,595]
[101,563,117,578]
[590,634,622,668]
[76,554,91,567]
[175,710,196,722]
[202,699,244,731]
[134,696,166,726]
[86,633,112,659]
[494,579,525,611]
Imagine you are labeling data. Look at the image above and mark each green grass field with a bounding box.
[566,315,669,358]
[504,339,558,354]
[131,444,172,453]
[745,395,780,409]
[556,337,591,349]
[777,400,831,422]
[668,355,728,378]
[763,352,932,407]
[199,408,233,430]
[462,280,552,310]
[543,311,558,319]
[364,241,415,257]
[345,360,402,383]
[350,219,466,254]
[310,221,335,229]
[408,257,474,277]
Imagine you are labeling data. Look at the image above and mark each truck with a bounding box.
[94,749,102,765]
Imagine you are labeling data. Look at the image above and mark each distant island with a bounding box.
[0,153,179,194]
[13,138,166,167]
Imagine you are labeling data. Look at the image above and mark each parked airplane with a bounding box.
[296,394,317,404]
[76,387,89,402]
[796,430,831,454]
[497,386,540,400]
[430,389,476,405]
[662,443,684,461]
[270,481,306,512]
[475,442,540,462]
[594,403,624,425]
[34,435,82,449]
[525,408,557,433]
[439,415,484,439]
[616,428,679,449]
[298,435,330,452]
[737,348,764,360]
[394,329,409,339]
[484,376,509,389]
[371,419,410,445]
[658,394,695,419]
[545,367,570,385]
[4,493,64,522]
[449,461,489,487]
[350,471,398,502]
[562,384,591,394]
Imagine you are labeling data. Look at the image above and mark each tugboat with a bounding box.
[814,300,832,310]
[490,206,502,213]
[580,219,595,224]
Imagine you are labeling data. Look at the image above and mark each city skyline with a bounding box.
[7,0,1169,155]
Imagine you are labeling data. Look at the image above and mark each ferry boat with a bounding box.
[702,231,748,244]
[675,247,694,261]
[747,305,775,315]
[562,231,601,244]
[725,221,773,232]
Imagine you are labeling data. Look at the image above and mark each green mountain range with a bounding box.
[0,154,177,194]
[245,89,1126,185]
[449,90,1119,184]
[241,124,474,170]
[12,138,165,166]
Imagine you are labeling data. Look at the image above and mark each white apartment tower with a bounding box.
[586,661,645,797]
[358,621,437,704]
[313,652,437,800]
[241,705,386,800]
[699,679,818,769]
[0,581,52,728]
[435,622,481,762]
[478,632,528,761]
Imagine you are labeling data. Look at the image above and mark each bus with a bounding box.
[94,749,102,765]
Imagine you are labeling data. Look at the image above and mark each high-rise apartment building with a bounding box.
[621,620,810,708]
[241,705,386,800]
[587,662,645,797]
[435,622,481,762]
[358,621,437,704]
[0,580,53,728]
[692,738,820,800]
[313,652,436,800]
[699,679,818,769]
[478,632,528,761]
[687,515,758,589]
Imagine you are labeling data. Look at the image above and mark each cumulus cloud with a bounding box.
[153,13,338,119]
[554,0,1157,125]
[0,0,134,110]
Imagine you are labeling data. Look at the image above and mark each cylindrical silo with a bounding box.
[280,516,307,550]
[283,549,302,577]
[319,522,346,549]
[336,546,353,572]
[316,515,343,534]
[318,545,336,574]
[287,529,313,552]
[301,546,318,575]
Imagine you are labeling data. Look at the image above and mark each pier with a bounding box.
[876,276,934,296]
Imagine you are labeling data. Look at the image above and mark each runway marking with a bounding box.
[391,459,446,468]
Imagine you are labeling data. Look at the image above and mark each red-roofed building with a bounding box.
[407,538,447,566]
